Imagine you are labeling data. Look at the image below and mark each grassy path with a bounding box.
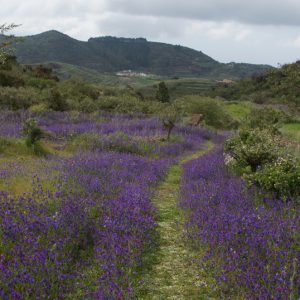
[136,141,214,300]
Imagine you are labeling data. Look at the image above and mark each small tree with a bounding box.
[48,88,68,111]
[159,104,181,140]
[156,81,170,103]
[0,23,20,65]
[22,118,46,155]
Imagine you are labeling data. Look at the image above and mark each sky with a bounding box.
[1,0,300,66]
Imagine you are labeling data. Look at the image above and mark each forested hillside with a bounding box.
[12,30,271,78]
[210,61,300,107]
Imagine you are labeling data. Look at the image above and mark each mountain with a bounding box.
[12,30,272,79]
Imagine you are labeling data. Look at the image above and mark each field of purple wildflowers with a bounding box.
[0,111,211,299]
[180,145,300,299]
[1,110,298,299]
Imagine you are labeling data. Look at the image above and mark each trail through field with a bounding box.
[136,141,214,299]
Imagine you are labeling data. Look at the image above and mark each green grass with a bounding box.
[138,77,216,100]
[223,101,253,121]
[0,155,59,197]
[0,138,72,196]
[281,122,300,143]
[0,137,33,156]
[135,141,219,299]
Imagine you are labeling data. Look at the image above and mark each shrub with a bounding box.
[0,87,44,110]
[176,96,235,129]
[47,88,68,111]
[78,97,97,113]
[22,118,46,155]
[0,71,24,87]
[26,77,56,89]
[156,81,170,103]
[225,128,281,172]
[246,155,300,201]
[28,103,49,113]
[244,106,289,133]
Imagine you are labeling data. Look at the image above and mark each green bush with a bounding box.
[246,155,300,201]
[47,88,68,111]
[176,96,235,129]
[244,106,289,133]
[156,81,170,103]
[28,103,49,113]
[58,78,99,101]
[0,71,25,87]
[78,97,97,113]
[26,77,56,89]
[22,118,47,155]
[225,128,281,172]
[0,86,45,110]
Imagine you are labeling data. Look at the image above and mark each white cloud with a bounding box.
[292,36,300,48]
[1,0,300,65]
[105,0,300,26]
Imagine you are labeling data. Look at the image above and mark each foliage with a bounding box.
[246,155,300,201]
[224,128,281,172]
[176,96,236,129]
[13,31,271,78]
[22,118,45,155]
[0,86,45,110]
[0,23,20,64]
[156,81,170,103]
[158,103,181,140]
[243,105,289,132]
[28,103,49,113]
[225,124,300,202]
[47,88,68,111]
[138,77,217,101]
[209,61,300,108]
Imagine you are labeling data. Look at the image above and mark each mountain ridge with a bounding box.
[13,30,272,79]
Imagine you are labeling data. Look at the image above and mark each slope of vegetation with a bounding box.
[210,61,300,108]
[11,30,272,78]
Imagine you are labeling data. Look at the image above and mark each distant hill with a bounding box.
[209,61,300,107]
[12,30,272,79]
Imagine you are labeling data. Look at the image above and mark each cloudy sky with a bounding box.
[2,0,300,66]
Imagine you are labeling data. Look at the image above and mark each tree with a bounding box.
[22,118,47,155]
[48,88,69,111]
[0,23,20,64]
[159,103,181,140]
[156,81,170,103]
